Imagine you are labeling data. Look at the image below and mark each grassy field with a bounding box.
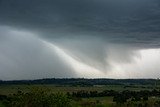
[0,101,5,107]
[0,84,157,95]
[0,84,159,107]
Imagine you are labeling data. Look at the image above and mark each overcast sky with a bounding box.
[0,0,160,80]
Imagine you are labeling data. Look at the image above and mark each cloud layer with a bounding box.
[0,0,160,80]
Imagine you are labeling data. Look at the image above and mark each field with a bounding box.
[0,84,157,95]
[0,84,160,107]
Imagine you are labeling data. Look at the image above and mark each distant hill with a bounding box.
[0,78,159,86]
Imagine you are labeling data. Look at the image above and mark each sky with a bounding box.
[0,0,160,80]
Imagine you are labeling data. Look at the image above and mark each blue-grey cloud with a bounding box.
[0,0,160,47]
[0,0,160,79]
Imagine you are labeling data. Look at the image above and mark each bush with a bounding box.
[5,87,71,107]
[113,94,127,104]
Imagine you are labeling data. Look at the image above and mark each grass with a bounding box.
[0,84,157,95]
[0,101,5,107]
[70,97,115,107]
[83,97,115,106]
[0,84,160,107]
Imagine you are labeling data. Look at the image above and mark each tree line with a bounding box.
[0,78,159,86]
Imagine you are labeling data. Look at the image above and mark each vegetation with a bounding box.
[0,78,159,86]
[0,88,71,107]
[0,79,160,107]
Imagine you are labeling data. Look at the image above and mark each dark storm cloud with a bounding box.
[0,0,160,47]
[0,0,160,79]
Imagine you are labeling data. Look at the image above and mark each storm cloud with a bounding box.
[0,0,160,80]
